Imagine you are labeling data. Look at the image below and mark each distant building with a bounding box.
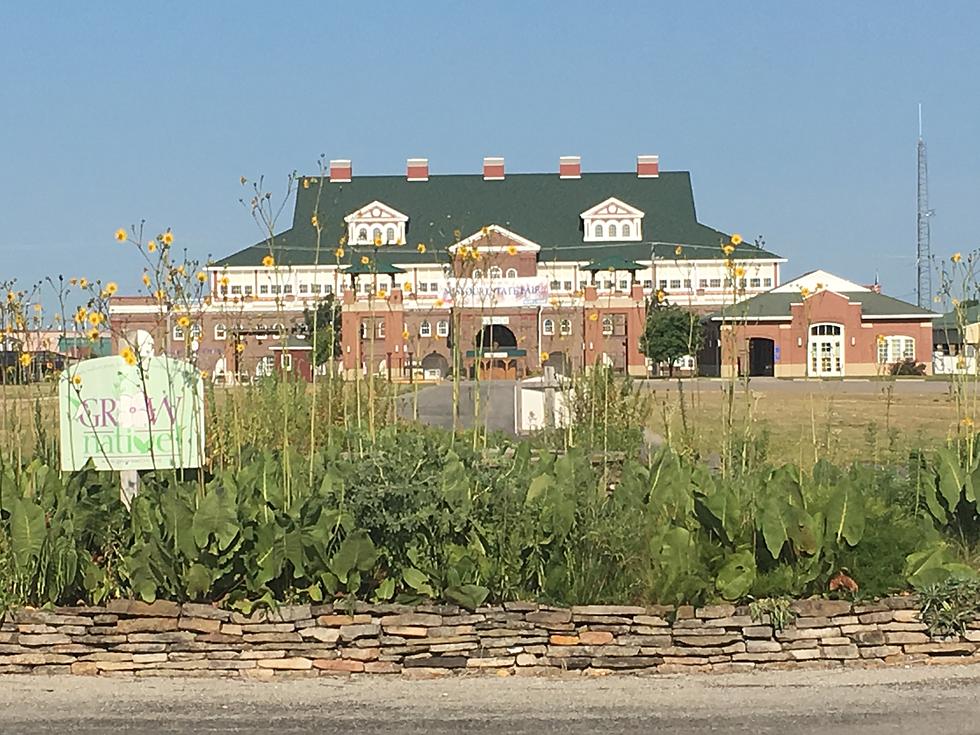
[111,156,782,381]
[701,270,939,378]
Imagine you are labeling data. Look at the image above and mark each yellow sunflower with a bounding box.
[262,255,275,268]
[114,228,127,242]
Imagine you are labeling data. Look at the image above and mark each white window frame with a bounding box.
[280,353,292,371]
[505,268,518,278]
[172,324,185,341]
[559,319,572,336]
[601,316,614,336]
[419,320,432,337]
[877,335,915,364]
[436,320,449,337]
[214,323,227,341]
[542,318,555,336]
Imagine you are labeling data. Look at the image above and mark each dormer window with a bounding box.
[344,200,409,246]
[581,197,645,242]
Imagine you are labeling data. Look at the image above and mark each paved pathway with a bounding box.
[1,664,979,734]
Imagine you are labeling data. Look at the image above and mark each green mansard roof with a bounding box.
[215,171,782,268]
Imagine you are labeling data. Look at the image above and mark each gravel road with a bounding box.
[1,663,979,734]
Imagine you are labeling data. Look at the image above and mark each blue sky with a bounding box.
[3,1,978,305]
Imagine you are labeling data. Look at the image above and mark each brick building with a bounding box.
[701,270,939,378]
[110,156,783,381]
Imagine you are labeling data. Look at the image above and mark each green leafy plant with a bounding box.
[918,577,980,637]
[749,597,796,632]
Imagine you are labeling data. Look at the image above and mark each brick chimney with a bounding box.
[483,156,505,181]
[559,155,581,179]
[636,155,659,178]
[407,158,429,181]
[329,159,352,182]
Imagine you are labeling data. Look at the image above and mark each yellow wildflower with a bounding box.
[154,289,166,302]
[731,234,743,245]
[588,312,599,322]
[119,346,137,366]
[674,245,683,256]
[656,289,666,303]
[74,307,87,324]
[734,266,746,278]
[5,291,14,303]
[86,328,99,341]
[262,254,275,267]
[396,237,404,246]
[162,231,174,246]
[102,282,118,297]
[200,370,209,379]
[177,315,191,328]
[88,312,103,326]
[114,228,127,242]
[311,214,318,227]
[69,277,77,286]
[175,264,186,276]
[507,245,518,256]
[79,278,88,288]
[417,243,426,254]
[876,334,886,345]
[303,178,310,189]
[219,276,230,287]
[800,287,811,298]
[540,351,549,362]
[235,342,245,353]
[961,416,975,430]
[434,298,445,308]
[32,303,41,313]
[334,247,345,259]
[142,272,151,287]
[401,329,410,341]
[71,374,82,387]
[148,241,157,253]
[952,252,962,263]
[378,290,387,299]
[360,256,370,265]
[459,246,471,259]
[403,282,413,292]
[481,226,489,235]
[18,353,31,368]
[374,233,382,246]
[196,271,207,283]
[722,244,735,256]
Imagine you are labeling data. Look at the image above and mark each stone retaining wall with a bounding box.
[1,596,978,679]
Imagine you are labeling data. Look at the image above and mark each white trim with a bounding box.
[343,200,409,224]
[579,196,646,220]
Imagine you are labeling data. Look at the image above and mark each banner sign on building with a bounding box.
[59,355,205,472]
[442,278,550,309]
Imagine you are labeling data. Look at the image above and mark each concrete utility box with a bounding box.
[515,368,570,434]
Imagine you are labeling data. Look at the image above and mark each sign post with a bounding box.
[59,355,205,508]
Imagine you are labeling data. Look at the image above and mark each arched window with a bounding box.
[386,227,395,243]
[360,321,368,339]
[810,324,842,336]
[273,323,285,336]
[608,223,618,238]
[436,320,449,337]
[601,316,614,336]
[559,319,572,336]
[375,320,385,338]
[505,268,518,278]
[172,324,185,341]
[189,323,202,340]
[419,320,432,337]
[622,223,631,237]
[594,223,604,238]
[372,227,383,244]
[472,269,483,279]
[542,318,555,336]
[488,266,503,279]
[358,227,368,242]
[214,323,227,341]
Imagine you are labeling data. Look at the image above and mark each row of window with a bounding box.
[472,267,518,279]
[542,318,573,336]
[360,320,451,339]
[593,222,632,239]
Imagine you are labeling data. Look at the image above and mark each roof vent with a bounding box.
[483,156,505,181]
[636,155,659,178]
[559,156,581,179]
[329,159,352,183]
[407,158,429,182]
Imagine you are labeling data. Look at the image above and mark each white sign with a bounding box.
[442,278,549,309]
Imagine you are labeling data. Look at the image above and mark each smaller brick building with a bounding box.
[701,270,939,378]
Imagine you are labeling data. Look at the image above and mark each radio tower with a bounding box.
[917,103,933,309]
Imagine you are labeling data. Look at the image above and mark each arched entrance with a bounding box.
[420,351,450,379]
[473,324,520,380]
[748,338,775,377]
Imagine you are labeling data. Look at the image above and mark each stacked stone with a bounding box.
[0,596,977,678]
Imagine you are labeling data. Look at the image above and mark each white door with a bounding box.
[808,324,844,377]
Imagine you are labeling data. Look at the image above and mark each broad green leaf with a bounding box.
[375,577,396,601]
[402,567,429,591]
[329,530,377,583]
[10,498,45,568]
[192,486,239,552]
[760,497,790,560]
[936,447,967,511]
[715,550,756,601]
[824,480,865,547]
[445,584,489,609]
[525,473,552,504]
[185,563,212,599]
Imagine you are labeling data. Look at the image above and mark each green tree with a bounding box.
[640,302,702,376]
[302,295,342,365]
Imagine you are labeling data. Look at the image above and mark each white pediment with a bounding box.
[449,225,541,254]
[343,200,409,224]
[580,197,646,220]
[773,270,869,294]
